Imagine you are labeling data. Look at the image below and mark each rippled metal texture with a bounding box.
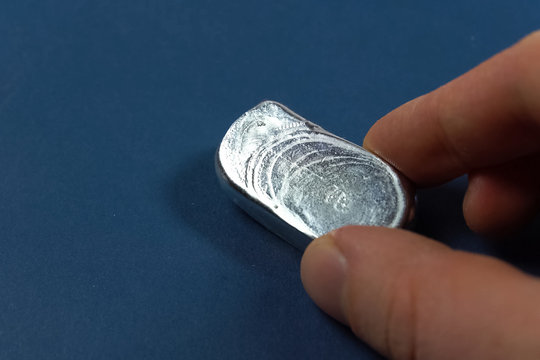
[216,101,414,250]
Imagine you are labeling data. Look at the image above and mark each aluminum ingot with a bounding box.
[216,101,414,250]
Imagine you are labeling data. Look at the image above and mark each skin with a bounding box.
[301,31,540,359]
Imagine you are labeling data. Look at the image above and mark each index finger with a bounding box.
[364,31,540,186]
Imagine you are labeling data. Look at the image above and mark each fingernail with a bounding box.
[300,231,348,324]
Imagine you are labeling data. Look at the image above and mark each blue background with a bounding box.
[1,1,539,359]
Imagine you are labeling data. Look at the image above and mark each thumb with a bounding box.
[300,226,540,360]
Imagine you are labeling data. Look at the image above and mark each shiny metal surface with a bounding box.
[216,101,414,250]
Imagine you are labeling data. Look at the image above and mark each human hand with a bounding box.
[301,32,540,359]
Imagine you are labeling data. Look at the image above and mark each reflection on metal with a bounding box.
[216,101,414,250]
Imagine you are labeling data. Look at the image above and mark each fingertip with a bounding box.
[362,93,462,186]
[301,233,349,324]
[308,226,447,358]
[364,35,540,186]
[463,162,540,235]
[302,225,540,359]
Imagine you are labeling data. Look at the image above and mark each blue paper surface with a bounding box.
[1,1,539,358]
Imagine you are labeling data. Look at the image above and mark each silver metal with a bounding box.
[216,101,414,250]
